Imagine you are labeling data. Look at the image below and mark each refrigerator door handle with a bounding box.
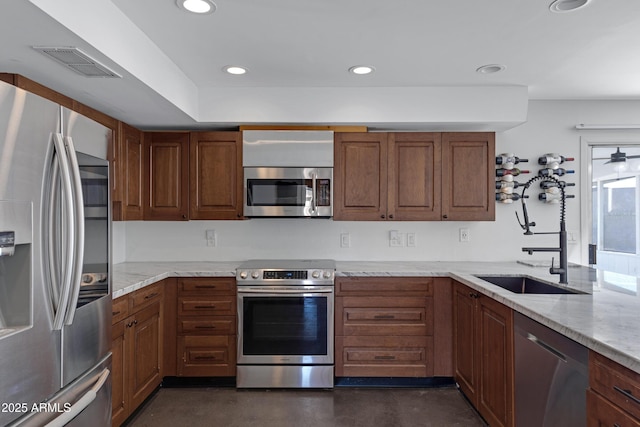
[48,133,76,331]
[62,136,85,325]
[43,368,110,427]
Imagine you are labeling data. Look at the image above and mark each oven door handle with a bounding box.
[237,288,334,294]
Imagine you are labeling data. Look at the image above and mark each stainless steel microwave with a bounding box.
[243,167,333,217]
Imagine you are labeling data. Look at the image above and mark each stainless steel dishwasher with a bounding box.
[514,312,588,426]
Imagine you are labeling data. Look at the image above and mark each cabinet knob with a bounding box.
[442,214,448,219]
[381,215,385,219]
[182,214,187,219]
[389,214,394,219]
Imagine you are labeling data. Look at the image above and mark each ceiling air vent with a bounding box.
[32,46,122,78]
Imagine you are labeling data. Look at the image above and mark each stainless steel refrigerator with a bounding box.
[0,80,112,426]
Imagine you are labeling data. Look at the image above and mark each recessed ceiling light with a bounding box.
[549,0,590,12]
[223,65,247,75]
[176,0,216,14]
[476,64,505,74]
[349,65,375,75]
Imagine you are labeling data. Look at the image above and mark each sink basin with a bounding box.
[474,275,583,294]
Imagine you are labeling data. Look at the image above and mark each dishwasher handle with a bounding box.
[527,333,567,363]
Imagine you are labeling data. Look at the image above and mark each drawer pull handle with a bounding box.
[374,355,396,360]
[144,292,158,299]
[195,326,216,329]
[194,305,215,309]
[112,311,121,316]
[374,315,396,320]
[614,386,640,405]
[194,356,217,360]
[195,285,216,289]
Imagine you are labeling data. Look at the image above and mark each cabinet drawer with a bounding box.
[336,335,433,377]
[339,296,433,336]
[178,297,235,316]
[337,277,433,296]
[587,389,640,426]
[130,283,163,311]
[177,335,236,377]
[112,297,129,325]
[178,316,236,335]
[590,351,640,420]
[179,278,235,295]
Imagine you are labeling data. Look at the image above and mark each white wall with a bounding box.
[116,99,640,264]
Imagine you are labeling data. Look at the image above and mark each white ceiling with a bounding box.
[2,0,640,130]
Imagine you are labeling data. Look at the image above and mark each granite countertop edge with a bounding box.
[112,260,640,375]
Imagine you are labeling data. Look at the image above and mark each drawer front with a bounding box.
[340,297,433,336]
[179,278,235,294]
[178,296,235,316]
[178,316,236,335]
[587,389,640,427]
[336,277,433,296]
[112,297,129,325]
[177,335,236,377]
[336,335,433,377]
[591,352,640,420]
[130,283,163,311]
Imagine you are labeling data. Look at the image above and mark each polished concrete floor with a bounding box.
[125,386,486,427]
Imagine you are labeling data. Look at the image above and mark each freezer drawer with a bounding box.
[10,354,111,427]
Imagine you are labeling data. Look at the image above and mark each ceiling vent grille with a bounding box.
[32,46,122,78]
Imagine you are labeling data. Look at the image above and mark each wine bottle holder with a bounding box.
[495,153,529,203]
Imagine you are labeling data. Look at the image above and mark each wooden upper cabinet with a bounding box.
[144,132,190,220]
[441,132,495,221]
[189,132,242,220]
[388,133,442,220]
[334,132,387,220]
[112,123,144,221]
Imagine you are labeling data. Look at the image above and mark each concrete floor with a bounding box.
[125,386,486,427]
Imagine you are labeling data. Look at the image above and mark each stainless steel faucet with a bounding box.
[516,175,568,284]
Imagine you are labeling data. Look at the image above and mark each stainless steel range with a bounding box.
[236,259,335,388]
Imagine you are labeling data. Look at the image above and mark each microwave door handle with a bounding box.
[311,171,317,214]
[62,136,85,326]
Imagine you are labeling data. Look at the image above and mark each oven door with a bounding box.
[243,167,332,217]
[237,287,334,365]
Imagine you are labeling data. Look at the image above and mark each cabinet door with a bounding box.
[453,282,479,405]
[478,295,514,427]
[114,123,144,221]
[334,132,388,220]
[587,389,640,427]
[190,132,242,220]
[441,132,495,221]
[144,132,189,220]
[111,320,128,427]
[388,133,442,220]
[129,302,163,409]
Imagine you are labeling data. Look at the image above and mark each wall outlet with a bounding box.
[459,228,470,243]
[407,233,417,247]
[340,233,351,248]
[389,230,405,247]
[205,229,216,247]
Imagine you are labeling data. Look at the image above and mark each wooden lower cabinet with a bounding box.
[176,277,237,377]
[335,277,435,377]
[453,281,514,427]
[111,283,164,427]
[588,351,640,426]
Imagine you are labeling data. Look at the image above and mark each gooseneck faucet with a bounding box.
[516,175,568,284]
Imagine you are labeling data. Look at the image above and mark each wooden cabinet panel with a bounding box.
[388,133,441,220]
[178,316,236,335]
[130,282,163,311]
[130,302,163,409]
[441,132,495,221]
[337,276,433,295]
[111,320,127,427]
[113,123,144,221]
[334,132,387,220]
[144,132,189,220]
[177,335,236,377]
[587,389,640,427]
[179,278,236,294]
[189,132,242,220]
[339,296,433,336]
[590,351,640,423]
[433,278,453,376]
[178,296,235,316]
[112,296,129,325]
[453,281,513,427]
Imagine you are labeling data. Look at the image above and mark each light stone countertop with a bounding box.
[112,260,640,375]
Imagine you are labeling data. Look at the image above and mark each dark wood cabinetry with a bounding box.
[189,132,243,220]
[588,351,640,426]
[334,132,493,221]
[335,277,435,377]
[112,122,144,220]
[111,283,164,427]
[175,278,237,377]
[452,281,513,427]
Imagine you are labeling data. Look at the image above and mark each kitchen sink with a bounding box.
[474,275,584,294]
